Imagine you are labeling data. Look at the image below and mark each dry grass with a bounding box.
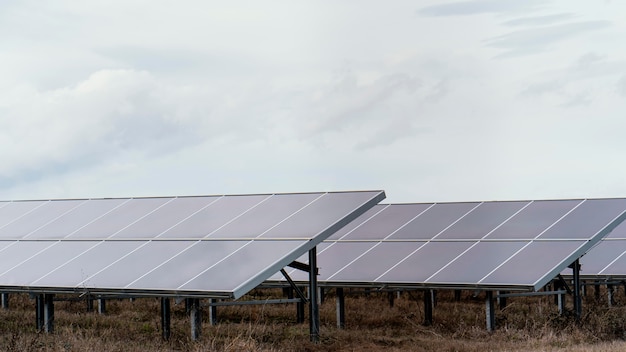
[0,286,626,351]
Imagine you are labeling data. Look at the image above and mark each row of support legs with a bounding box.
[35,294,54,333]
[14,264,592,341]
[333,288,435,329]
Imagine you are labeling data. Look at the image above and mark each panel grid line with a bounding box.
[75,195,270,289]
[0,241,59,279]
[63,198,133,239]
[477,199,586,285]
[598,250,626,275]
[22,200,89,239]
[30,241,104,285]
[326,204,435,281]
[0,200,50,231]
[285,205,391,278]
[177,193,329,290]
[153,196,224,238]
[254,192,327,239]
[373,202,482,283]
[374,203,481,281]
[106,198,178,239]
[423,201,533,283]
[202,195,272,238]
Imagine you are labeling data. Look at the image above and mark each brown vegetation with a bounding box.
[1,286,626,351]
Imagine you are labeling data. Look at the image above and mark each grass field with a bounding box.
[1,287,626,351]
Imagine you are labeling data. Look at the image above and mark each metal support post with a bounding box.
[594,283,600,301]
[557,292,564,315]
[388,291,395,308]
[208,298,217,325]
[498,291,507,310]
[190,298,202,340]
[1,293,9,309]
[486,291,495,332]
[431,290,437,308]
[454,290,461,302]
[161,297,171,341]
[570,259,582,320]
[423,289,433,326]
[86,296,94,312]
[98,298,106,314]
[608,284,615,307]
[36,294,44,331]
[297,295,305,324]
[44,294,54,333]
[336,287,345,329]
[308,247,320,343]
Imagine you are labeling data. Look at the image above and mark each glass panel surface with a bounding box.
[377,241,474,283]
[261,191,384,239]
[70,198,172,239]
[326,206,385,240]
[426,241,527,283]
[209,193,322,239]
[127,240,248,290]
[437,201,528,239]
[0,201,47,230]
[338,204,433,241]
[0,241,96,285]
[179,240,305,292]
[0,241,55,274]
[307,242,377,281]
[388,203,479,240]
[597,250,626,276]
[29,199,127,239]
[31,241,145,287]
[0,200,86,239]
[0,241,22,255]
[111,197,220,238]
[80,241,193,289]
[480,241,584,285]
[159,195,269,238]
[538,199,626,239]
[605,220,626,239]
[485,200,581,239]
[328,242,425,282]
[579,241,626,275]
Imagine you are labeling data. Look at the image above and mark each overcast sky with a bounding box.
[1,0,625,203]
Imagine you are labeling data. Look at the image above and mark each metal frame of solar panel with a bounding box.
[0,190,385,341]
[268,198,626,330]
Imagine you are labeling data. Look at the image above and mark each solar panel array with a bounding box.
[272,199,626,291]
[577,219,626,279]
[0,191,385,299]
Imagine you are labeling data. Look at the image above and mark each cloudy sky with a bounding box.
[1,0,625,203]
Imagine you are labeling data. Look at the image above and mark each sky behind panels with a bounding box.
[1,1,625,202]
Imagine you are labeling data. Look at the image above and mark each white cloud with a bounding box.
[0,69,213,180]
[1,0,626,203]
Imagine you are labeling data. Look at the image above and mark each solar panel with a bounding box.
[272,198,626,291]
[0,191,385,299]
[576,219,626,278]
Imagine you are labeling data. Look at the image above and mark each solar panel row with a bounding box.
[0,191,385,298]
[2,192,626,298]
[578,220,626,278]
[274,199,626,291]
